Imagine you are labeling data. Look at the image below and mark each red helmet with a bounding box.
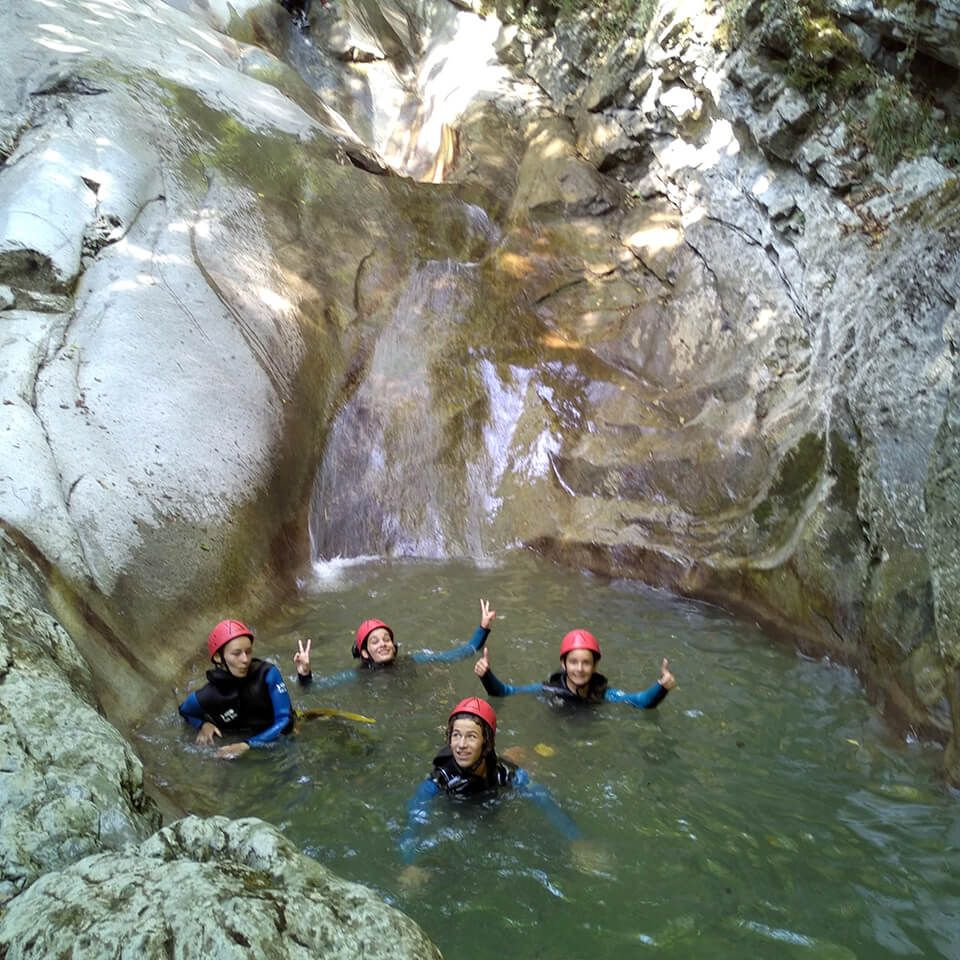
[449,696,497,734]
[207,619,254,660]
[559,629,601,661]
[353,619,395,658]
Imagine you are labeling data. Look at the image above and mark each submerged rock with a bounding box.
[0,816,442,959]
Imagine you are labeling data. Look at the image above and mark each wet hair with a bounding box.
[446,712,495,757]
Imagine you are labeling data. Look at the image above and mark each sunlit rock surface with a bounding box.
[292,1,960,778]
[480,0,959,777]
[0,0,958,837]
[0,816,442,959]
[0,0,495,725]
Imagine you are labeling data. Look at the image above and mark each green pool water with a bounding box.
[139,554,959,959]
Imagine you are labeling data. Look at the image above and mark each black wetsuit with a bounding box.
[179,659,294,746]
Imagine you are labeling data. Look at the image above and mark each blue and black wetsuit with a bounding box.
[400,745,579,863]
[298,625,490,689]
[479,667,669,710]
[179,659,294,747]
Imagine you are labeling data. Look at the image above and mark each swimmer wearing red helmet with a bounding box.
[475,627,676,709]
[399,696,581,875]
[178,619,294,759]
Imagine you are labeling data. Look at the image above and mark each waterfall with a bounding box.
[310,258,529,561]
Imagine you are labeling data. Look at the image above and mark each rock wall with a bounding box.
[0,0,955,950]
[471,0,960,777]
[254,0,960,781]
[0,532,160,904]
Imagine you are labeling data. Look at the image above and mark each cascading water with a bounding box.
[310,257,536,561]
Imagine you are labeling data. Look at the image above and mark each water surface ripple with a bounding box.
[139,556,959,959]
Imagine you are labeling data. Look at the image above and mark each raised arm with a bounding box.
[474,645,541,698]
[604,658,676,710]
[293,638,360,689]
[410,598,496,664]
[293,637,313,685]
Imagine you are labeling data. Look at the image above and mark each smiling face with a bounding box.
[562,648,596,692]
[220,636,253,678]
[362,627,397,664]
[449,716,485,769]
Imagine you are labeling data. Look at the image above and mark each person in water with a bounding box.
[400,696,580,871]
[179,619,295,759]
[475,628,676,708]
[293,599,496,686]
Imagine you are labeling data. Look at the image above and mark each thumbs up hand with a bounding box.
[474,645,491,678]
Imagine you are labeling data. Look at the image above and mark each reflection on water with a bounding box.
[138,555,960,960]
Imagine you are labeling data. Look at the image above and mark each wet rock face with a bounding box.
[471,0,959,777]
[0,816,442,959]
[251,1,960,777]
[0,0,501,726]
[0,533,160,905]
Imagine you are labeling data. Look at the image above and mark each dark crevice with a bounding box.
[532,275,588,306]
[30,75,108,97]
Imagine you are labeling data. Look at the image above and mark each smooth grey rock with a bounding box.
[620,198,684,281]
[524,15,599,110]
[869,157,957,215]
[0,127,96,292]
[469,0,960,776]
[581,33,646,112]
[0,816,442,959]
[817,159,857,191]
[727,50,773,97]
[0,285,13,309]
[841,20,881,60]
[510,118,624,218]
[495,23,526,65]
[828,0,960,69]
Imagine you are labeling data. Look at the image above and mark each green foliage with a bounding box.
[864,77,939,171]
[717,0,855,89]
[526,0,658,44]
[717,0,956,170]
[715,0,753,49]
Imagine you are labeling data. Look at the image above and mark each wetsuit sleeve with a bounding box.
[410,626,489,664]
[604,681,669,710]
[513,768,581,840]
[399,777,441,864]
[178,692,205,730]
[246,665,295,747]
[478,667,541,698]
[294,667,359,690]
